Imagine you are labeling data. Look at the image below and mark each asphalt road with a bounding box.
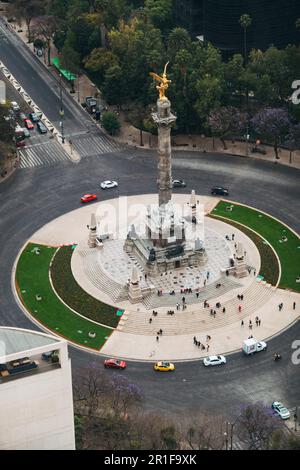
[0,17,300,418]
[0,150,300,417]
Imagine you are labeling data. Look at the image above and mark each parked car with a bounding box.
[24,118,34,130]
[154,361,175,372]
[36,121,47,134]
[22,127,30,138]
[100,180,118,189]
[80,194,97,203]
[203,355,226,367]
[211,186,229,196]
[172,179,186,188]
[104,358,127,369]
[272,402,291,420]
[29,112,40,122]
[19,112,27,121]
[16,140,26,147]
[10,101,20,112]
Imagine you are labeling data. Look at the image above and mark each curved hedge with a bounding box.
[51,246,119,328]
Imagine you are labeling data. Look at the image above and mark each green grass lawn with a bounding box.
[51,246,119,328]
[212,201,300,292]
[210,215,279,285]
[16,243,113,349]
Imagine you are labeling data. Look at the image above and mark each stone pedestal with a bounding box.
[234,242,248,278]
[128,267,143,304]
[88,213,97,248]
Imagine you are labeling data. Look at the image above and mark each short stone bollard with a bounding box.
[88,332,96,338]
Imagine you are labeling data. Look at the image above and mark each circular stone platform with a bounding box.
[25,194,299,361]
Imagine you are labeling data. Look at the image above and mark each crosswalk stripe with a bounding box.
[19,140,71,168]
[71,134,121,158]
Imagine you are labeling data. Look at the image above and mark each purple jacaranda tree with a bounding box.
[251,108,291,159]
[285,123,300,163]
[235,402,284,450]
[208,106,248,149]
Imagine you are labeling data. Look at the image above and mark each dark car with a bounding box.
[172,179,186,188]
[211,186,229,196]
[37,121,47,134]
[29,112,40,123]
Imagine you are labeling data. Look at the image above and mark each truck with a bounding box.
[242,338,267,355]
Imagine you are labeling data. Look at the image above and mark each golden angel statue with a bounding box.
[150,62,171,101]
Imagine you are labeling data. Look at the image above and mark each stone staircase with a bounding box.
[142,277,241,309]
[119,280,275,335]
[78,249,128,302]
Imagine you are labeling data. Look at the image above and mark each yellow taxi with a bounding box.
[153,361,175,372]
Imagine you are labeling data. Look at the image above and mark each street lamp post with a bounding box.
[77,75,80,103]
[59,74,65,144]
[294,407,298,432]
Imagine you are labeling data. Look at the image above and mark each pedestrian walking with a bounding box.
[238,305,242,313]
[258,319,261,326]
[196,292,199,299]
[193,336,196,344]
[241,320,244,327]
[222,307,226,313]
[176,303,180,311]
[156,336,159,342]
[149,318,152,323]
[182,296,186,304]
[237,294,241,300]
[241,294,244,301]
[206,344,210,352]
[232,233,235,241]
[293,301,296,310]
[204,279,207,287]
[206,271,210,280]
[213,310,216,318]
[254,269,256,276]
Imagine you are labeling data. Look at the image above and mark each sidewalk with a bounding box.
[5,12,300,171]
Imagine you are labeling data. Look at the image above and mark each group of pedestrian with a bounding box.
[167,310,175,315]
[193,337,209,351]
[255,316,261,326]
[157,289,163,297]
[237,294,244,301]
[152,310,158,316]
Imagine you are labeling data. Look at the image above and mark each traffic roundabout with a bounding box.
[1,149,300,413]
[13,191,300,362]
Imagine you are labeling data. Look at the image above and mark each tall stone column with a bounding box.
[152,99,177,207]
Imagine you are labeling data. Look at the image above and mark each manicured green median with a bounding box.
[212,201,300,292]
[16,243,113,349]
[51,246,118,328]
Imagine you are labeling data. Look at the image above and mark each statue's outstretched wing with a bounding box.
[163,61,169,76]
[150,72,163,83]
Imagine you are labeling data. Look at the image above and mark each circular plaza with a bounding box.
[13,193,300,361]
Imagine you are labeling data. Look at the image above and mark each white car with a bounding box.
[11,101,20,112]
[100,180,118,189]
[272,402,291,420]
[203,355,226,367]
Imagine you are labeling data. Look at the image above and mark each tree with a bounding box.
[251,108,291,159]
[9,0,45,41]
[239,14,252,65]
[167,27,191,61]
[209,106,248,149]
[0,104,16,143]
[102,111,121,135]
[32,15,59,65]
[236,403,283,450]
[144,0,173,33]
[102,64,125,104]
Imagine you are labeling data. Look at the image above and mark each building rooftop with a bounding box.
[0,327,63,362]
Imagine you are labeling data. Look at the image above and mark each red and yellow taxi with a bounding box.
[104,358,127,370]
[80,193,97,203]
